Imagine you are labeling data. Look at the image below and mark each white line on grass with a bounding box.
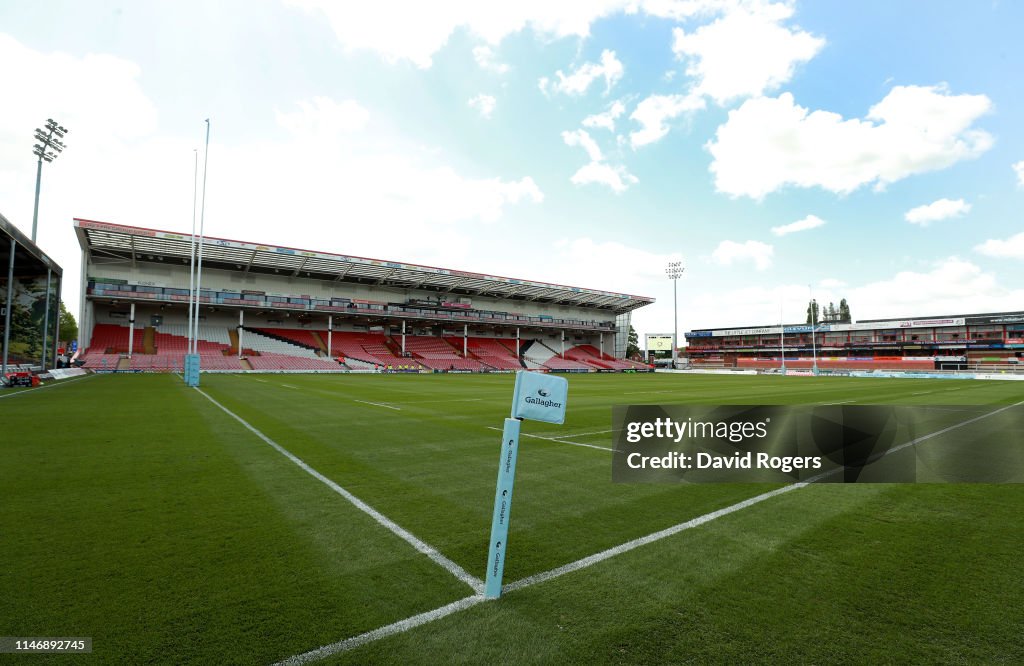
[507,398,1024,593]
[553,429,614,439]
[354,399,402,410]
[824,400,855,405]
[282,384,300,389]
[0,374,94,399]
[275,594,485,666]
[192,387,482,593]
[254,378,268,383]
[486,426,614,452]
[399,398,485,404]
[277,399,1024,663]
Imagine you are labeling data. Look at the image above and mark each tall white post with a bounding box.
[780,301,786,374]
[599,333,604,358]
[187,149,198,354]
[327,315,333,358]
[238,310,244,359]
[809,285,818,374]
[128,302,136,359]
[464,324,468,357]
[561,330,565,358]
[516,327,520,357]
[401,320,406,355]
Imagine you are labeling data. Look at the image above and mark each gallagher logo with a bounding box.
[524,388,561,408]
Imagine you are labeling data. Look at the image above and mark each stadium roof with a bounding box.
[2,212,62,277]
[74,219,654,312]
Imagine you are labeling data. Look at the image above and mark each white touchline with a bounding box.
[503,484,803,593]
[354,399,402,410]
[274,595,485,666]
[275,399,1024,664]
[282,384,299,389]
[486,426,614,452]
[193,387,482,593]
[0,374,94,399]
[553,429,615,438]
[506,398,1024,593]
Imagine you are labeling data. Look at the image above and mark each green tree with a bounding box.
[627,325,641,359]
[805,299,819,325]
[59,301,78,344]
[839,298,851,323]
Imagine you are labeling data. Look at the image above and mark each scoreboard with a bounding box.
[645,334,675,352]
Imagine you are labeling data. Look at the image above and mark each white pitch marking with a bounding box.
[486,427,613,452]
[505,398,1024,593]
[912,391,935,395]
[282,384,300,389]
[400,398,484,404]
[276,400,1024,664]
[0,374,93,399]
[823,400,855,405]
[193,387,480,592]
[354,399,402,410]
[275,595,485,665]
[552,429,614,439]
[254,378,268,383]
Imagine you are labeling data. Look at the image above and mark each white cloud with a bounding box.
[570,162,638,193]
[682,258,1024,336]
[629,92,706,148]
[582,101,626,132]
[707,85,993,199]
[847,258,1024,317]
[1013,161,1024,187]
[904,198,971,226]
[711,239,774,270]
[540,49,624,96]
[468,94,497,118]
[275,97,370,137]
[672,2,824,104]
[288,1,722,68]
[288,1,640,68]
[561,129,604,162]
[771,214,826,236]
[0,36,545,312]
[975,232,1024,260]
[472,45,510,74]
[545,237,682,292]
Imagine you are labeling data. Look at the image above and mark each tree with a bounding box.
[839,298,851,323]
[805,299,819,325]
[59,301,78,344]
[627,325,641,359]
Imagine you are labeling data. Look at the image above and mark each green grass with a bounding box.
[1,372,1022,664]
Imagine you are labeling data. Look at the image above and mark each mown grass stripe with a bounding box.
[193,386,483,593]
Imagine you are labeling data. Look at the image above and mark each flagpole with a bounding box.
[193,120,210,353]
[187,149,198,354]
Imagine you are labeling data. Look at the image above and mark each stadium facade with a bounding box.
[75,219,654,373]
[685,313,1024,372]
[1,211,62,376]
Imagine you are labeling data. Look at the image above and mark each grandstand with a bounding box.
[685,312,1024,372]
[73,219,653,373]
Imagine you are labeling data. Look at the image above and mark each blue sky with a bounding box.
[1,0,1022,341]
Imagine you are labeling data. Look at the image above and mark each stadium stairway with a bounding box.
[523,340,592,371]
[401,335,488,371]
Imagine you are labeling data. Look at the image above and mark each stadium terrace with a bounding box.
[685,314,1024,373]
[73,219,654,374]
